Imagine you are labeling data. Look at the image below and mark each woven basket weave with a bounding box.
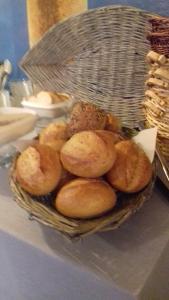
[149,16,169,32]
[148,16,169,57]
[145,16,169,160]
[20,5,152,128]
[10,5,158,238]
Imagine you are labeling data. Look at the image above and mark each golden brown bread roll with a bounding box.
[105,113,121,133]
[94,130,123,146]
[60,130,117,178]
[107,140,152,193]
[55,178,117,219]
[67,102,107,137]
[16,144,62,196]
[39,121,67,152]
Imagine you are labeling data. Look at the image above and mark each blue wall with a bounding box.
[88,0,169,16]
[0,0,29,80]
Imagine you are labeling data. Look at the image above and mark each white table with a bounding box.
[0,168,169,300]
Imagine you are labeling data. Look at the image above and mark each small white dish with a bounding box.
[21,96,75,118]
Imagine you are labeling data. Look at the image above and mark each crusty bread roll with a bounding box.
[39,121,67,152]
[107,140,152,193]
[16,144,62,196]
[94,130,123,145]
[67,102,107,137]
[55,178,116,219]
[60,130,117,178]
[105,113,121,133]
[39,121,67,141]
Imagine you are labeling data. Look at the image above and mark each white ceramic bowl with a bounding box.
[21,96,75,118]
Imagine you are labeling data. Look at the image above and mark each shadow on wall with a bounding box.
[0,0,29,80]
[88,0,169,16]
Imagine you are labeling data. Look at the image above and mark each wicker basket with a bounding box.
[10,5,158,238]
[147,34,169,57]
[149,16,169,32]
[10,155,156,239]
[144,16,169,160]
[20,5,152,128]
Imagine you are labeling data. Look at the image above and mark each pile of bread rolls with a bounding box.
[15,102,152,220]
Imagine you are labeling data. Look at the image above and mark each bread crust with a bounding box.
[16,144,62,195]
[60,130,117,177]
[39,121,67,152]
[107,140,152,193]
[67,102,107,137]
[55,178,116,219]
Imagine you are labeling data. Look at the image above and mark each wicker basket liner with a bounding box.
[20,5,152,128]
[10,5,159,238]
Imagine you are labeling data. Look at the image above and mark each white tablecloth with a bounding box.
[0,168,169,300]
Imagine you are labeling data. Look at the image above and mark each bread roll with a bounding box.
[37,91,69,104]
[39,121,67,152]
[107,140,152,193]
[105,113,121,133]
[16,144,62,196]
[55,178,116,219]
[67,102,107,137]
[60,130,117,178]
[94,130,123,145]
[40,121,67,141]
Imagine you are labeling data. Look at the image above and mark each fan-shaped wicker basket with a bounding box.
[20,5,153,128]
[10,5,158,239]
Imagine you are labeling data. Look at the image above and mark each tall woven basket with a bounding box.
[10,5,157,239]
